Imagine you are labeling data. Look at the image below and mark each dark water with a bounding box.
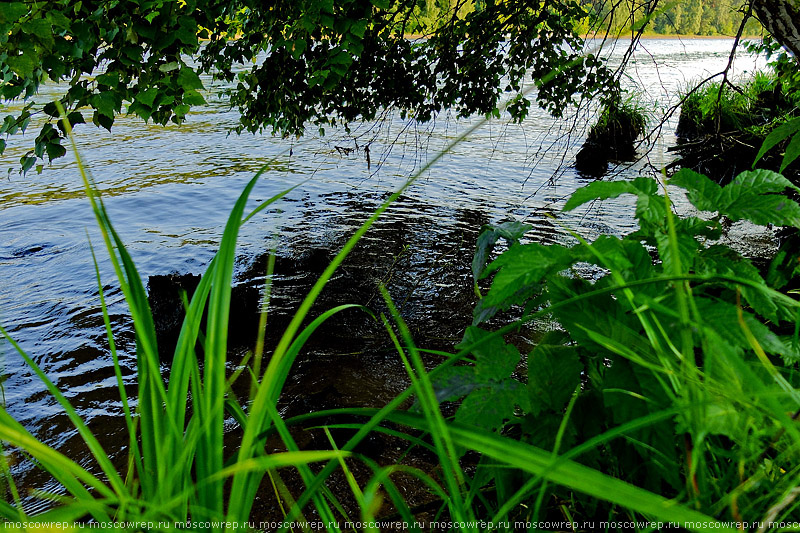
[0,39,767,511]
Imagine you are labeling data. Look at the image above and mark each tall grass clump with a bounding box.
[2,73,800,533]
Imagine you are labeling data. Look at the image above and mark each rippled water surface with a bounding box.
[0,38,768,509]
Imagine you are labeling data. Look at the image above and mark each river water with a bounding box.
[0,38,768,510]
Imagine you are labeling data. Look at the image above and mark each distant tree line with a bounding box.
[646,0,762,36]
[407,1,762,37]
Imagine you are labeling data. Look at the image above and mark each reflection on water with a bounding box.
[0,39,766,510]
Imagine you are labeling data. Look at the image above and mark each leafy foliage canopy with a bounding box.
[0,0,616,171]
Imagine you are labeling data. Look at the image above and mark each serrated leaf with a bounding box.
[654,228,699,275]
[182,89,206,106]
[730,169,800,195]
[431,366,484,403]
[527,344,582,415]
[781,132,800,173]
[724,192,800,227]
[563,181,638,211]
[90,91,118,117]
[457,326,520,381]
[177,68,204,91]
[668,169,723,212]
[479,242,574,313]
[472,221,532,280]
[754,117,800,166]
[694,298,797,361]
[564,176,657,212]
[0,2,27,23]
[455,381,527,431]
[6,54,36,77]
[696,246,777,322]
[45,141,66,161]
[136,87,159,107]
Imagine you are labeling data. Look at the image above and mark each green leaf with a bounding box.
[90,91,118,118]
[175,16,198,45]
[479,242,573,307]
[724,192,800,227]
[668,168,722,212]
[20,154,35,174]
[781,132,800,173]
[177,68,204,91]
[564,181,636,211]
[654,228,698,275]
[0,2,27,23]
[45,141,66,161]
[702,401,743,440]
[182,89,206,106]
[472,221,532,280]
[458,326,520,381]
[6,54,36,77]
[564,176,657,212]
[754,117,800,166]
[137,87,159,107]
[349,19,368,38]
[431,366,484,403]
[455,381,527,431]
[23,19,54,50]
[729,169,800,195]
[527,344,582,415]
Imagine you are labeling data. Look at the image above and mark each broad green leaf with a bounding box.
[90,91,118,117]
[654,228,698,275]
[458,326,520,381]
[178,67,204,91]
[431,366,483,403]
[472,221,532,280]
[589,235,634,272]
[754,117,800,166]
[696,245,778,322]
[668,168,722,212]
[694,298,798,362]
[455,381,527,431]
[0,2,27,23]
[183,89,206,106]
[730,169,800,195]
[137,87,159,107]
[702,401,743,440]
[479,242,574,312]
[6,54,36,77]
[23,19,54,49]
[527,344,582,415]
[724,192,800,227]
[781,131,800,173]
[45,141,66,161]
[563,180,638,211]
[633,189,667,229]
